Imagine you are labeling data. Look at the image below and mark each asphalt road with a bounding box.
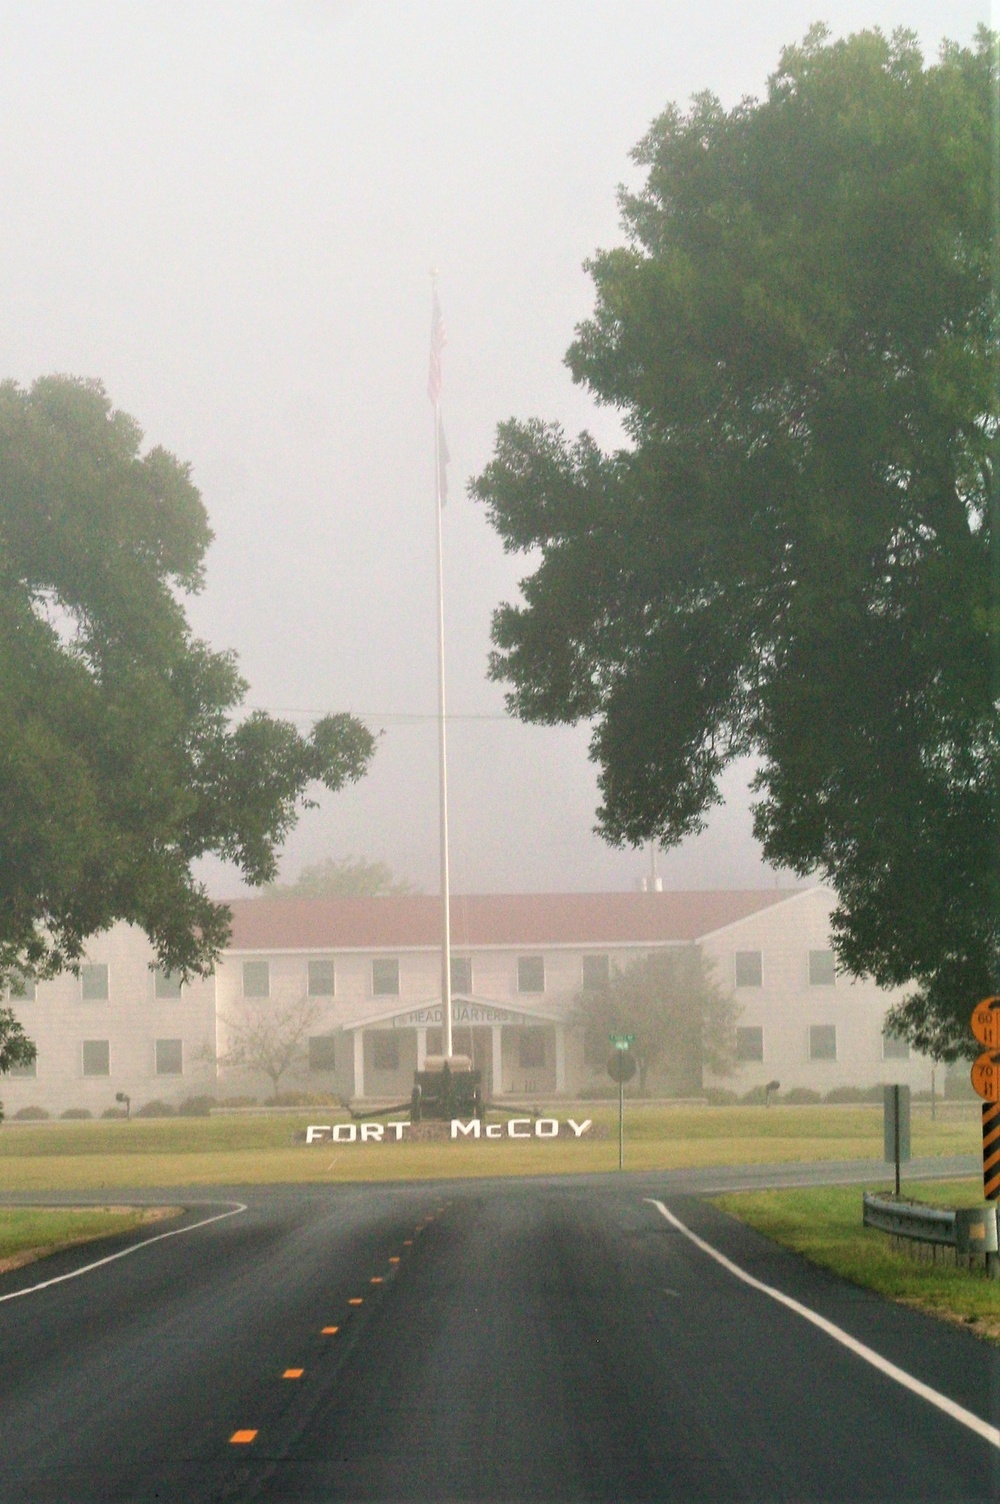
[0,1166,995,1502]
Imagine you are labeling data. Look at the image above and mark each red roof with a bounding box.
[226,890,795,951]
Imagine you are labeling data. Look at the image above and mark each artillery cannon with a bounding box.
[410,1054,483,1122]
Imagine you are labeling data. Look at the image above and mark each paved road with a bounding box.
[0,1167,995,1501]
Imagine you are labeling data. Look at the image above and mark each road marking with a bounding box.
[370,1276,383,1284]
[662,1288,681,1298]
[348,1297,363,1306]
[0,1200,248,1305]
[645,1199,1000,1450]
[403,1239,413,1245]
[230,1430,257,1444]
[321,1326,339,1334]
[389,1256,400,1263]
[282,1369,304,1379]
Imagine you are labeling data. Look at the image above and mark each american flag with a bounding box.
[427,287,446,405]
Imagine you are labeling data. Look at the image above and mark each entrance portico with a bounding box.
[344,995,566,1101]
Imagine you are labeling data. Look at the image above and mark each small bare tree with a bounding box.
[216,994,326,1100]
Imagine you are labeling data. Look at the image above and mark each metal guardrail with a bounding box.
[863,1193,999,1257]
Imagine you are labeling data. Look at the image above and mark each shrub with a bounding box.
[219,1095,259,1109]
[703,1088,738,1106]
[134,1099,176,1118]
[60,1107,93,1119]
[13,1104,50,1120]
[782,1087,822,1104]
[740,1085,772,1105]
[101,1106,129,1119]
[270,1090,342,1107]
[177,1095,216,1117]
[825,1085,883,1104]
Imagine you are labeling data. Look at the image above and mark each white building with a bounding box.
[1,887,931,1116]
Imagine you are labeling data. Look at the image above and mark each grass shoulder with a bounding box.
[710,1180,1000,1344]
[0,1206,180,1274]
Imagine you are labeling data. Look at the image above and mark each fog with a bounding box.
[0,0,983,896]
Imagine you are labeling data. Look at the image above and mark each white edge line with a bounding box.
[0,1200,248,1304]
[644,1198,1000,1451]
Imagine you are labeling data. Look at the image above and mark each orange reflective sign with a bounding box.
[970,1050,1000,1103]
[971,997,1000,1049]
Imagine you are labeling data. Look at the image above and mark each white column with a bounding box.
[491,1026,503,1097]
[416,1027,427,1070]
[555,1025,566,1094]
[353,1029,365,1100]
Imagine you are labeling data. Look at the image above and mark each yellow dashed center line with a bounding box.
[283,1368,304,1379]
[370,1276,383,1284]
[230,1430,257,1445]
[403,1239,413,1246]
[348,1297,363,1306]
[322,1325,339,1335]
[389,1256,400,1263]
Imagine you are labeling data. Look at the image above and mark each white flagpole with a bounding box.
[430,273,453,1059]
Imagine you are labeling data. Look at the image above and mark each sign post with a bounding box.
[607,1035,636,1171]
[970,997,1000,1203]
[883,1084,910,1197]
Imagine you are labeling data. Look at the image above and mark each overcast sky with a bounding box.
[1,0,986,896]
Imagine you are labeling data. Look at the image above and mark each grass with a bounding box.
[0,1206,179,1273]
[711,1179,1000,1343]
[0,1103,979,1190]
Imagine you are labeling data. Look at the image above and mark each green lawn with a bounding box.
[0,1206,179,1272]
[711,1180,1000,1343]
[0,1103,979,1189]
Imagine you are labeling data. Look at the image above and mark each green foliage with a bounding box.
[266,855,416,899]
[0,1007,36,1076]
[472,27,999,1058]
[0,375,375,983]
[574,946,736,1093]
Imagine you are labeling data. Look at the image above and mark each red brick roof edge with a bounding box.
[225,889,799,951]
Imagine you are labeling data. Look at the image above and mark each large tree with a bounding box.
[472,27,998,1058]
[265,855,417,899]
[0,375,375,986]
[574,948,736,1095]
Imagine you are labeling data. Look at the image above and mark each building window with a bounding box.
[372,958,399,997]
[371,1033,400,1071]
[9,974,36,1002]
[309,1035,337,1072]
[809,1025,837,1061]
[736,1026,764,1062]
[81,964,109,1001]
[582,954,610,992]
[9,1056,36,1078]
[808,950,837,987]
[450,956,473,995]
[518,1031,545,1069]
[82,1039,110,1076]
[242,960,270,998]
[735,951,762,988]
[517,956,545,994]
[154,968,183,1000]
[155,1039,183,1075]
[882,1028,910,1061]
[307,959,335,997]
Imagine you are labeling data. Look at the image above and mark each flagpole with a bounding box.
[430,272,453,1059]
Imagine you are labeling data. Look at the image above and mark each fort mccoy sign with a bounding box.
[305,1117,593,1144]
